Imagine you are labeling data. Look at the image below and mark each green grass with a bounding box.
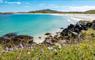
[0,40,95,60]
[0,29,95,60]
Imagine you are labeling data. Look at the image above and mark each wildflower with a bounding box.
[27,51,30,54]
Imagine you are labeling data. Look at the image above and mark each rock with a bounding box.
[45,33,51,35]
[14,35,33,42]
[3,33,17,38]
[92,22,95,30]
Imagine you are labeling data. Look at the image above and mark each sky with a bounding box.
[0,0,95,12]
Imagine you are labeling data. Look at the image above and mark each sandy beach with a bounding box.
[60,14,95,21]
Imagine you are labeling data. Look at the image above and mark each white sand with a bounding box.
[54,14,95,21]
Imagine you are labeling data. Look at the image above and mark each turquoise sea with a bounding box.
[0,14,77,36]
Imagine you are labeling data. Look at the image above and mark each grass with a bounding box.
[0,29,95,60]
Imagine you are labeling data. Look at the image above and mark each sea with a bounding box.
[0,14,78,36]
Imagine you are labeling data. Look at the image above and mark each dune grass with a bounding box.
[0,29,95,60]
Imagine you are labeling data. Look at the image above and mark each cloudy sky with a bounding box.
[0,0,95,12]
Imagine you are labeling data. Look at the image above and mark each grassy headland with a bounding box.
[0,29,95,60]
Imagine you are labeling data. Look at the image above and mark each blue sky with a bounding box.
[0,0,95,12]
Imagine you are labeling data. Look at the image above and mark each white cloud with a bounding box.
[16,2,21,5]
[58,6,95,12]
[66,6,95,12]
[5,1,21,5]
[44,4,95,12]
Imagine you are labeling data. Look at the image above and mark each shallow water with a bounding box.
[0,14,77,36]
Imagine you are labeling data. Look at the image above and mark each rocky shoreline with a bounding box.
[0,20,95,51]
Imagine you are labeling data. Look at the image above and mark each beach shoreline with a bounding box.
[33,14,95,43]
[3,13,95,21]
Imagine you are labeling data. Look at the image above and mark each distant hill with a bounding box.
[0,12,17,14]
[27,9,95,14]
[0,9,95,14]
[27,9,64,14]
[64,10,95,14]
[84,10,95,14]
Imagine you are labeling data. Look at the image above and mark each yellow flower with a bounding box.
[79,43,87,49]
[27,52,30,54]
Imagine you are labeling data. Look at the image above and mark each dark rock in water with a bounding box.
[0,33,17,43]
[74,24,82,33]
[75,28,82,34]
[45,33,51,35]
[60,28,69,37]
[14,35,33,39]
[1,33,15,43]
[0,33,34,50]
[67,24,75,30]
[60,21,92,41]
[60,27,64,29]
[3,33,17,38]
[61,23,82,38]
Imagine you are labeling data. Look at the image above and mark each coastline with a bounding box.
[1,13,95,21]
[33,14,95,43]
[1,13,95,43]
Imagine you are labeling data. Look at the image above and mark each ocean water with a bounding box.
[0,14,77,36]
